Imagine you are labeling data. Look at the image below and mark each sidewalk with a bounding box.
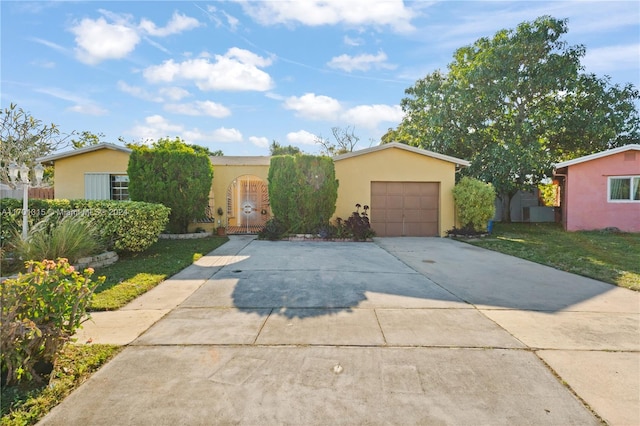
[74,235,256,345]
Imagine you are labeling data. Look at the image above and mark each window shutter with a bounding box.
[84,173,110,200]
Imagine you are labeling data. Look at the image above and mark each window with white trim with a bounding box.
[110,175,129,201]
[608,176,640,202]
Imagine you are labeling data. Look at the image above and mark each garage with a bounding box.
[370,181,439,237]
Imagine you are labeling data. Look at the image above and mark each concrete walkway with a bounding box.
[41,236,639,425]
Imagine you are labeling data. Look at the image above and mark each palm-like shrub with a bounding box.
[13,213,104,264]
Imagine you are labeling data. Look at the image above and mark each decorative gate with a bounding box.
[226,175,269,234]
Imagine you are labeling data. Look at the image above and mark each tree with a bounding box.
[71,131,105,149]
[127,137,214,233]
[389,16,639,221]
[315,126,360,156]
[269,140,301,156]
[0,103,68,185]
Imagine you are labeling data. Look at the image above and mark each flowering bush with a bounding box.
[1,258,105,385]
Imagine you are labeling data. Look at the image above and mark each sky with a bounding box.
[1,1,639,156]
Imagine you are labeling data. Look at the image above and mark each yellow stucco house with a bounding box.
[39,142,469,237]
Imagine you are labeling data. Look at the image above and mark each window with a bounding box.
[110,175,129,201]
[608,176,640,202]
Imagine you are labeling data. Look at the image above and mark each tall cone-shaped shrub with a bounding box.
[128,139,213,233]
[268,155,338,233]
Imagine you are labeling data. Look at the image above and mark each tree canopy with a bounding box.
[384,16,639,221]
[269,140,301,156]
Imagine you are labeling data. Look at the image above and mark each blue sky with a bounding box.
[2,1,639,156]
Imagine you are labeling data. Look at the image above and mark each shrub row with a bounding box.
[0,199,170,253]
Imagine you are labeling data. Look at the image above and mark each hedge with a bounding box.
[0,199,170,253]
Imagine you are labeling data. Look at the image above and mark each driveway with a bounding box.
[41,237,639,425]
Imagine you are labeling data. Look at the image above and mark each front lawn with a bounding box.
[467,223,640,291]
[1,344,121,426]
[91,236,228,310]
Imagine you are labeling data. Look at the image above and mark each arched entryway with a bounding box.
[225,175,270,234]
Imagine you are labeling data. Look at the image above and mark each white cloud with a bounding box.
[70,17,140,64]
[69,10,201,64]
[583,44,640,73]
[128,115,184,141]
[164,100,231,118]
[327,50,395,72]
[344,35,363,47]
[287,130,318,145]
[143,48,274,91]
[139,11,201,36]
[283,93,342,120]
[127,115,242,143]
[234,0,415,32]
[343,104,404,130]
[282,92,403,131]
[117,81,163,102]
[158,86,191,101]
[35,87,107,116]
[249,136,270,148]
[210,127,243,142]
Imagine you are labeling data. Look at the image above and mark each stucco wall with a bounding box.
[565,151,640,232]
[54,149,130,199]
[334,147,458,237]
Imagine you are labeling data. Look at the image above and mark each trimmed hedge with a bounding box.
[267,154,338,234]
[452,177,496,232]
[0,199,170,253]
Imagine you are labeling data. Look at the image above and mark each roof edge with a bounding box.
[333,142,470,166]
[37,142,132,163]
[554,144,640,169]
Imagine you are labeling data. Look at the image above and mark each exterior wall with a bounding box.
[334,147,458,237]
[54,149,130,199]
[211,164,270,227]
[565,151,640,232]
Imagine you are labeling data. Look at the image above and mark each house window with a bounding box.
[110,175,129,201]
[608,176,640,202]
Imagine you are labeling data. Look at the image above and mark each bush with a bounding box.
[268,154,338,234]
[70,200,170,253]
[342,204,375,241]
[127,139,213,233]
[1,199,170,254]
[452,177,496,232]
[1,258,105,385]
[258,217,288,240]
[12,212,104,264]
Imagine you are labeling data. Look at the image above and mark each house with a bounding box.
[38,142,470,237]
[333,143,469,236]
[553,144,640,232]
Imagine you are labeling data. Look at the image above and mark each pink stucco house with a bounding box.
[554,144,640,232]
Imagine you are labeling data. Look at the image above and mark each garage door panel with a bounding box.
[370,182,439,237]
[385,209,404,222]
[371,182,385,194]
[403,196,421,209]
[386,182,404,194]
[420,196,438,208]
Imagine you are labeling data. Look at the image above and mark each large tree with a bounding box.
[127,137,214,233]
[386,16,639,221]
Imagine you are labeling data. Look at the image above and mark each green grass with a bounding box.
[90,236,228,310]
[1,344,121,426]
[467,223,640,291]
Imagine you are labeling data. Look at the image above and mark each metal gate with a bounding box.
[226,175,269,234]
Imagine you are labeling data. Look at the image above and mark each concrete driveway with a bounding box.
[41,236,639,425]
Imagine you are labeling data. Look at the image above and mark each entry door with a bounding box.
[370,182,439,237]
